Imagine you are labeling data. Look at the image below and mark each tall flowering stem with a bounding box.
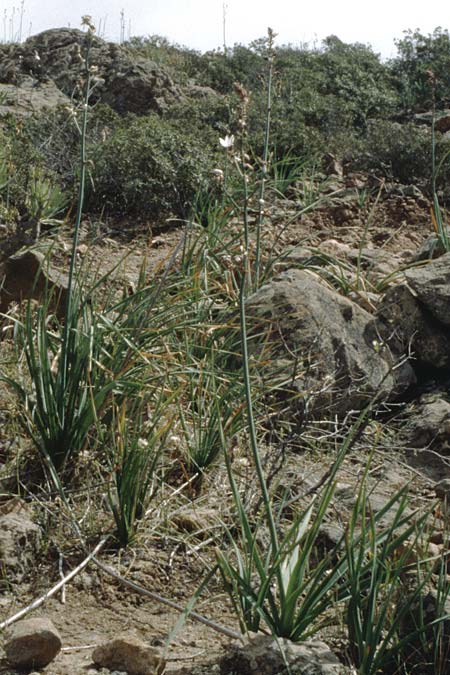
[61,21,94,390]
[255,27,276,289]
[234,78,282,586]
[234,82,252,288]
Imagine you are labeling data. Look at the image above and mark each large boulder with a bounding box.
[0,28,184,116]
[246,269,414,418]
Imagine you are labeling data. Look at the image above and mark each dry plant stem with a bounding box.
[255,28,275,286]
[91,556,241,640]
[0,536,108,631]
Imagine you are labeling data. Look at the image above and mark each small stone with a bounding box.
[4,617,62,668]
[435,478,450,500]
[92,633,165,675]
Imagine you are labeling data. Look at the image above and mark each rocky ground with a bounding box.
[1,26,450,675]
[0,174,449,674]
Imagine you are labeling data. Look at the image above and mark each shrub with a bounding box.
[87,113,214,220]
[392,27,450,112]
[351,120,433,183]
[23,104,119,198]
[166,95,231,146]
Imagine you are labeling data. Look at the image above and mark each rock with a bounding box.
[378,283,450,368]
[4,617,62,668]
[436,115,450,133]
[220,633,349,674]
[92,633,165,675]
[0,29,183,116]
[182,83,220,99]
[346,247,401,278]
[414,109,450,131]
[0,76,70,116]
[246,269,415,418]
[404,398,450,450]
[322,153,344,178]
[345,172,366,189]
[0,500,42,582]
[404,252,450,327]
[318,239,352,258]
[402,185,425,199]
[0,248,68,318]
[401,397,450,479]
[413,233,450,261]
[435,477,450,500]
[171,507,218,535]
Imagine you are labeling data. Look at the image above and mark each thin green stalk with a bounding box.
[255,28,275,288]
[61,32,92,389]
[238,268,281,579]
[429,69,450,252]
[356,183,383,289]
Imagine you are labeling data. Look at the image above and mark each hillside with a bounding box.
[0,22,449,675]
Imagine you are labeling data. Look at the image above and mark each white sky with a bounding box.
[2,0,448,59]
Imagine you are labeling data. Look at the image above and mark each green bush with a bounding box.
[23,104,120,198]
[87,113,214,220]
[351,120,433,183]
[391,27,450,111]
[166,95,231,145]
[0,115,66,226]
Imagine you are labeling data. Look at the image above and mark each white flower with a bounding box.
[219,134,234,149]
[81,14,96,33]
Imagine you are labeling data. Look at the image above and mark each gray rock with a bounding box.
[220,634,349,674]
[404,252,450,327]
[404,398,450,450]
[0,501,41,582]
[92,633,165,675]
[413,232,450,261]
[0,28,183,116]
[0,76,70,117]
[401,397,450,479]
[4,617,62,668]
[378,283,450,368]
[0,248,68,319]
[347,247,402,281]
[246,269,415,418]
[182,83,221,99]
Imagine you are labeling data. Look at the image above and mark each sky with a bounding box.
[2,0,448,59]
